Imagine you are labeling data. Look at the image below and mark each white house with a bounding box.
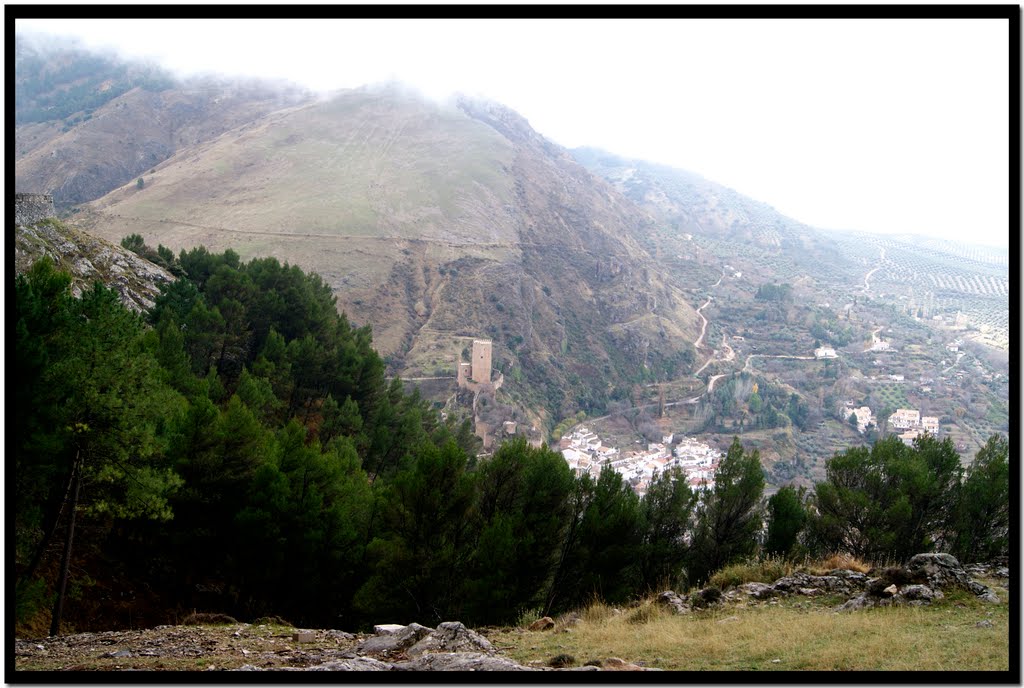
[889,408,921,431]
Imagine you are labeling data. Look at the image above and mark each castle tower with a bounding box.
[472,339,492,384]
[15,193,55,227]
[457,361,472,386]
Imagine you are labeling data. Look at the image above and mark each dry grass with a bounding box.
[804,553,873,575]
[492,581,1010,672]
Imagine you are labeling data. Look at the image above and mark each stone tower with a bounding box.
[472,339,492,384]
[457,361,472,385]
[15,193,55,227]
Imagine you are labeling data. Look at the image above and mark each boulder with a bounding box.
[528,616,555,631]
[834,592,895,612]
[737,582,774,600]
[357,622,434,655]
[906,553,969,587]
[907,553,1000,601]
[656,591,690,614]
[901,584,942,602]
[407,622,494,657]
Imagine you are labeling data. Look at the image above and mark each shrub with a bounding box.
[626,602,663,625]
[581,600,615,625]
[708,556,792,590]
[516,607,543,629]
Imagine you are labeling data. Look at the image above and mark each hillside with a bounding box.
[64,84,701,427]
[15,35,312,207]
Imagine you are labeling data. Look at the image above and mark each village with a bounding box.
[558,426,721,497]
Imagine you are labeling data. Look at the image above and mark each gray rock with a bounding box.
[393,652,534,671]
[974,585,999,602]
[305,657,393,671]
[771,573,859,596]
[976,620,994,628]
[324,629,355,641]
[737,582,774,599]
[357,622,434,655]
[104,649,132,658]
[407,622,494,657]
[901,584,942,602]
[907,553,968,587]
[656,590,690,614]
[834,593,876,612]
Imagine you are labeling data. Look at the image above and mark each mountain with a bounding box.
[31,79,700,426]
[15,35,312,207]
[574,146,1009,351]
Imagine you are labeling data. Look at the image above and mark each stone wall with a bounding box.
[15,193,55,227]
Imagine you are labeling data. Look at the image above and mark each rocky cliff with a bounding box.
[15,211,173,312]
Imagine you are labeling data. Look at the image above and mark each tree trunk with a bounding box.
[49,453,82,637]
[18,459,76,588]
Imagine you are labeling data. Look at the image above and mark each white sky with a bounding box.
[15,16,1012,248]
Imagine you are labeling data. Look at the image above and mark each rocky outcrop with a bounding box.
[834,553,998,612]
[406,622,494,657]
[15,218,173,312]
[660,554,1002,614]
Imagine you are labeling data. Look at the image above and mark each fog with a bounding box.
[15,16,1011,249]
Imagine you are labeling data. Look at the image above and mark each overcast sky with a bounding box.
[16,16,1011,249]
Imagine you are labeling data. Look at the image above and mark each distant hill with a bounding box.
[15,34,312,207]
[41,81,700,426]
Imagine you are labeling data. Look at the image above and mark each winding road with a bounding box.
[861,246,887,293]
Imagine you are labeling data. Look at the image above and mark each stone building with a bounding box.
[456,362,472,386]
[15,193,55,227]
[472,339,492,384]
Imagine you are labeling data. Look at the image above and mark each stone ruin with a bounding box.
[15,193,56,227]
